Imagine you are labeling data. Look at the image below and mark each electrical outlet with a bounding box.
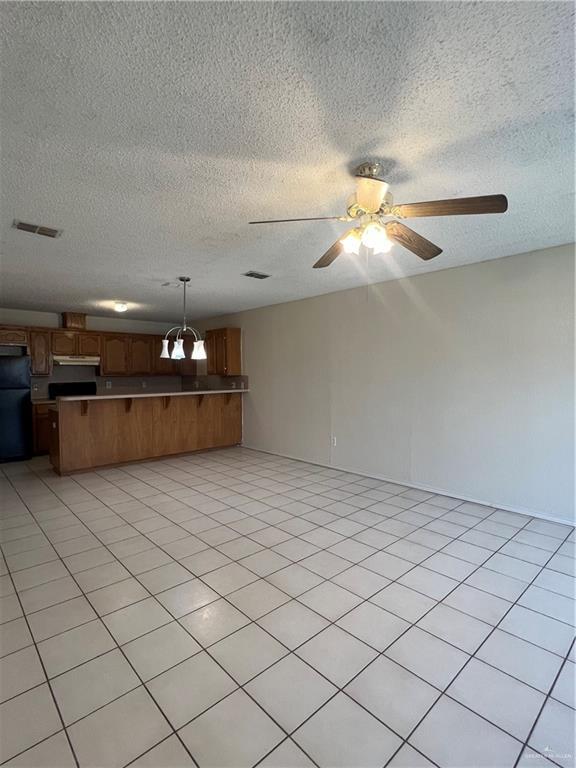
[105,380,112,390]
[331,436,337,447]
[142,381,147,389]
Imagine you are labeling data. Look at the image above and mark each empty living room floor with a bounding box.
[0,447,574,768]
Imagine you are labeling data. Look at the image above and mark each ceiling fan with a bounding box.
[249,162,508,269]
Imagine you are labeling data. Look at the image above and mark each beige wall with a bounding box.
[201,244,575,523]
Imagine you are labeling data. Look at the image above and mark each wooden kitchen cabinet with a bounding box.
[129,336,153,375]
[178,336,198,377]
[205,328,241,376]
[33,403,52,454]
[51,392,243,473]
[51,331,77,355]
[0,326,28,345]
[77,333,101,356]
[29,330,51,375]
[153,336,176,375]
[101,335,129,375]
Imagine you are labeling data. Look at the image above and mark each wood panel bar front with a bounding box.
[49,393,243,474]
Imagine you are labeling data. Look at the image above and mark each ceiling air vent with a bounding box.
[13,220,62,238]
[243,270,270,280]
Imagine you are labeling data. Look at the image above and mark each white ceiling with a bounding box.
[0,2,573,321]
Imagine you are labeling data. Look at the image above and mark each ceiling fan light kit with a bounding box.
[160,276,207,361]
[249,161,508,269]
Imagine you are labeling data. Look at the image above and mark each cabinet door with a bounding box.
[51,331,77,355]
[205,329,225,375]
[77,333,101,356]
[30,330,51,375]
[101,336,129,375]
[205,328,241,375]
[179,336,198,377]
[0,327,28,345]
[33,406,51,454]
[129,337,153,375]
[224,328,241,375]
[153,337,176,375]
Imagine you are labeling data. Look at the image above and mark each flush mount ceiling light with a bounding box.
[114,302,128,313]
[249,161,508,268]
[160,277,206,361]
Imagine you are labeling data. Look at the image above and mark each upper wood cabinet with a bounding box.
[51,331,77,356]
[153,337,176,375]
[178,336,198,377]
[0,323,221,377]
[0,327,28,345]
[129,336,153,375]
[78,333,101,356]
[29,330,51,375]
[101,335,129,375]
[205,328,241,376]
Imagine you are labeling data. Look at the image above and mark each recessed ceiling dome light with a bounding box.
[114,302,128,313]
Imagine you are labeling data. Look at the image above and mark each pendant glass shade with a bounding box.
[160,339,170,358]
[191,340,206,360]
[171,338,185,360]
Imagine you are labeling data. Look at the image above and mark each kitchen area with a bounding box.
[0,312,248,474]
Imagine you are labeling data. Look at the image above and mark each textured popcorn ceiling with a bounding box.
[0,2,574,321]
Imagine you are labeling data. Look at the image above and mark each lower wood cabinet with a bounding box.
[50,393,243,473]
[33,404,52,454]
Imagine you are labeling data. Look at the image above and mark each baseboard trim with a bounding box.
[240,443,574,527]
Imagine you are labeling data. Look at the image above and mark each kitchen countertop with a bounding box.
[56,389,249,402]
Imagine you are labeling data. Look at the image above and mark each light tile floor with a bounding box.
[0,447,574,768]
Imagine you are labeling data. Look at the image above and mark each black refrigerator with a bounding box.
[0,356,32,462]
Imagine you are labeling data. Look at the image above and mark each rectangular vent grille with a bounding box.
[13,220,62,238]
[243,270,270,280]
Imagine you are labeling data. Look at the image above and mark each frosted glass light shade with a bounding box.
[361,223,391,253]
[340,230,361,255]
[191,340,206,360]
[171,339,185,359]
[160,339,170,358]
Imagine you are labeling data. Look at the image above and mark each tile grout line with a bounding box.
[2,450,574,767]
[382,523,575,768]
[2,473,204,768]
[511,636,576,768]
[6,463,330,768]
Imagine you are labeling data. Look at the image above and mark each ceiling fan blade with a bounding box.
[249,215,348,224]
[385,221,442,261]
[313,237,346,269]
[391,194,508,218]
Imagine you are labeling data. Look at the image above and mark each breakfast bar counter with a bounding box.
[49,390,247,474]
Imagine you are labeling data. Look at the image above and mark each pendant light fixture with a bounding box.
[160,277,206,361]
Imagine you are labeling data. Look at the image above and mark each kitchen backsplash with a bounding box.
[31,366,248,400]
[181,374,249,391]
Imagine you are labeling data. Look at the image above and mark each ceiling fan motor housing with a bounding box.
[353,162,390,214]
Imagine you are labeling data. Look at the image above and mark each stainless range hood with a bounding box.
[53,355,100,367]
